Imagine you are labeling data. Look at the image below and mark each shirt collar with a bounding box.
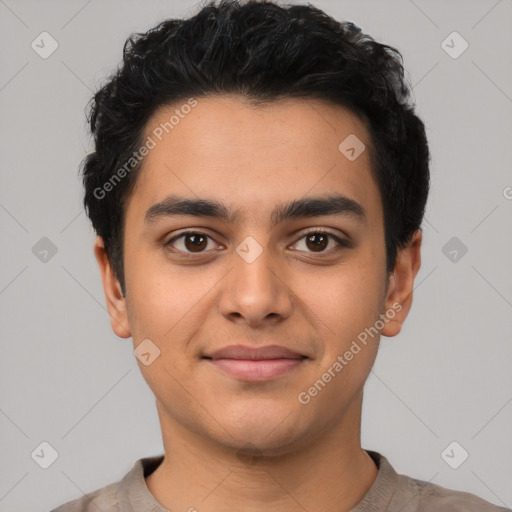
[351,450,399,511]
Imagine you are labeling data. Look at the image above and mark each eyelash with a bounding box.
[163,229,351,258]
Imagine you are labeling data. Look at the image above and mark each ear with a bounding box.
[93,236,131,339]
[381,229,422,338]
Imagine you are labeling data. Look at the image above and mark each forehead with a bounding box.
[125,95,382,228]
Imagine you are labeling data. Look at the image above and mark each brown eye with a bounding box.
[305,233,329,252]
[165,231,215,254]
[183,233,208,252]
[292,230,350,254]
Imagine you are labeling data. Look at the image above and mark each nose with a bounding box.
[218,241,293,328]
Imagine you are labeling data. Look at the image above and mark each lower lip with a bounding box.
[205,358,305,381]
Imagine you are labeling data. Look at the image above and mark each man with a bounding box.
[52,0,510,510]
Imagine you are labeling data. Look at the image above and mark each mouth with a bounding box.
[202,344,308,382]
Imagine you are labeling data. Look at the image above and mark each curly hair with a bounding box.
[82,0,430,296]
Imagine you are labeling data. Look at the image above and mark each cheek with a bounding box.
[296,254,386,382]
[308,260,384,330]
[129,287,204,352]
[124,245,203,337]
[297,266,384,409]
[126,269,206,406]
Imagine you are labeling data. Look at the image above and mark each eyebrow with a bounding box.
[144,194,367,227]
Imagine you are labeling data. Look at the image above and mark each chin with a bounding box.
[215,411,308,455]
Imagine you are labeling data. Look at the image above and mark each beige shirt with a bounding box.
[50,450,510,511]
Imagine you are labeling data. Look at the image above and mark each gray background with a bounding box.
[1,0,511,510]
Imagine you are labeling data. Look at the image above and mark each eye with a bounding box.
[291,230,350,254]
[163,229,350,258]
[164,231,220,255]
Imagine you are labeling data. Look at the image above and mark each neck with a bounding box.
[146,394,378,512]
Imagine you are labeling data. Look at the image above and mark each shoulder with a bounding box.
[49,456,164,512]
[395,472,510,511]
[49,482,119,512]
[366,451,510,512]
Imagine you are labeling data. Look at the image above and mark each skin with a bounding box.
[95,95,422,512]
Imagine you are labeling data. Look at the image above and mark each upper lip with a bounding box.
[203,344,307,360]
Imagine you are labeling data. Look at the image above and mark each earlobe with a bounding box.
[93,236,131,339]
[381,230,422,338]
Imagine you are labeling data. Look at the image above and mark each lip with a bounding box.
[202,344,307,381]
[205,344,306,360]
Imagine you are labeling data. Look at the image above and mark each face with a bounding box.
[96,95,421,456]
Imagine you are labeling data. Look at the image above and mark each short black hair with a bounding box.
[82,0,430,296]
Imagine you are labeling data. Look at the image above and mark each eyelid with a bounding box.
[296,227,349,241]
